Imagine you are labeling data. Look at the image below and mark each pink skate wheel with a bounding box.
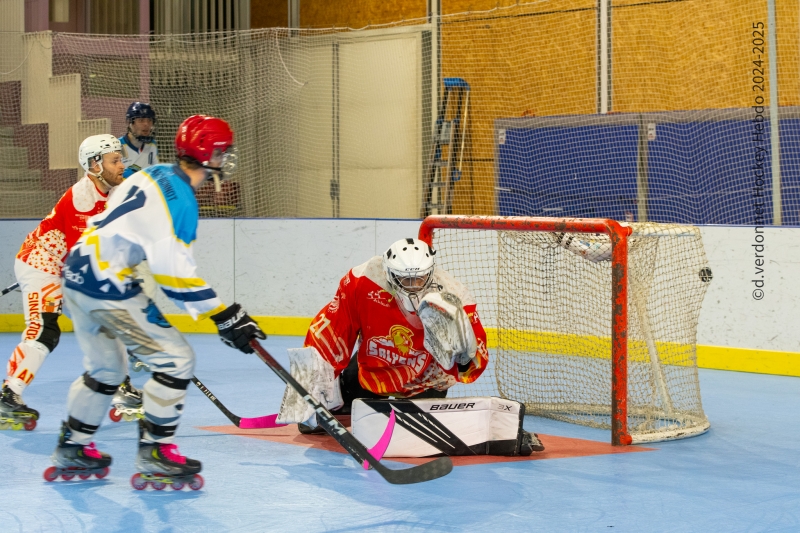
[131,473,147,490]
[43,467,58,482]
[78,473,91,480]
[189,474,204,491]
[171,481,185,490]
[61,473,75,481]
[24,419,36,431]
[96,467,109,479]
[108,408,122,423]
[151,480,166,490]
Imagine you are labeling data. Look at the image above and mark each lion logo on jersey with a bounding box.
[388,325,413,356]
[366,325,429,373]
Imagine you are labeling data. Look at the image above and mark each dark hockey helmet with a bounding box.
[126,102,156,122]
[126,102,157,142]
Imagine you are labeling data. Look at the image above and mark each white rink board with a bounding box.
[0,219,796,353]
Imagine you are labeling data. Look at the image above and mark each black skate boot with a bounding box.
[44,421,112,482]
[0,383,39,431]
[132,422,203,491]
[518,431,545,456]
[109,376,144,423]
[298,414,326,435]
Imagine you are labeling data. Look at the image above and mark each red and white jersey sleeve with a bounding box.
[16,175,108,276]
[305,256,489,397]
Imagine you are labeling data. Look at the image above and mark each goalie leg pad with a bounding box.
[276,347,343,424]
[352,397,539,457]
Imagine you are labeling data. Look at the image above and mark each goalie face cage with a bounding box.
[419,216,711,446]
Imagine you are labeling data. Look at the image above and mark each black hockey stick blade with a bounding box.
[249,340,453,484]
[192,377,242,426]
[1,283,19,296]
[191,376,285,429]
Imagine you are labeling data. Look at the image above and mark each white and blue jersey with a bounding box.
[120,135,159,178]
[63,164,225,320]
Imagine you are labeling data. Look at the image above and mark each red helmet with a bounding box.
[174,115,234,168]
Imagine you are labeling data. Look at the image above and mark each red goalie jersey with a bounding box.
[304,256,489,397]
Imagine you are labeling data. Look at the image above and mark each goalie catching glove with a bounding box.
[276,347,343,426]
[417,292,478,371]
[210,303,266,354]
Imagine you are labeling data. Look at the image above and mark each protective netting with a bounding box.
[436,220,711,443]
[1,1,799,222]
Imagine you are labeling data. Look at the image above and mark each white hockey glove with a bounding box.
[418,292,478,371]
[552,232,613,263]
[276,347,344,425]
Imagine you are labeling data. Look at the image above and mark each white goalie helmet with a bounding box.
[79,134,122,175]
[383,238,436,314]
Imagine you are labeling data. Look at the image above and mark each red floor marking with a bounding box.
[199,418,655,466]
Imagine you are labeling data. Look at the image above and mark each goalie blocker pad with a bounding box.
[352,396,529,457]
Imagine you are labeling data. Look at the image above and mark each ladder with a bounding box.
[423,78,471,216]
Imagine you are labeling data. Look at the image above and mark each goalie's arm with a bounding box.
[304,270,362,375]
[417,291,489,384]
[455,302,489,383]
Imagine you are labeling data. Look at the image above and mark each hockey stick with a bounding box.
[130,352,284,429]
[249,340,453,484]
[361,399,477,456]
[192,377,286,429]
[1,283,19,296]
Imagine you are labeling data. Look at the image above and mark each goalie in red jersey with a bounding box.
[277,238,543,456]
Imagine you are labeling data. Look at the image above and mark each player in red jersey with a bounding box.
[277,237,543,455]
[277,238,489,421]
[0,135,125,428]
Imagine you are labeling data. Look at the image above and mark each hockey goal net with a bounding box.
[419,216,711,445]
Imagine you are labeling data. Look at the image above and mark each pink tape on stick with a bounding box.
[363,410,396,470]
[238,414,287,429]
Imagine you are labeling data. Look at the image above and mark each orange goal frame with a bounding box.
[419,215,635,446]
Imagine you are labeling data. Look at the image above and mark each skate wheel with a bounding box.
[11,422,23,430]
[79,473,92,480]
[61,473,75,481]
[131,473,148,490]
[23,419,37,431]
[108,408,122,423]
[151,480,166,491]
[189,474,204,491]
[171,480,184,490]
[96,467,109,479]
[122,413,134,422]
[43,467,58,482]
[0,422,8,430]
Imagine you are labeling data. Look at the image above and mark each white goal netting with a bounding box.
[434,219,711,444]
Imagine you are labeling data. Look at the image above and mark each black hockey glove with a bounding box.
[210,303,266,354]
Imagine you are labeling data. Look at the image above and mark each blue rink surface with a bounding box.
[1,333,799,533]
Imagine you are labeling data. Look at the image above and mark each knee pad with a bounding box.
[82,372,120,395]
[38,313,61,353]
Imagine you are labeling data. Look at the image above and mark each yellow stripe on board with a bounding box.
[0,315,797,377]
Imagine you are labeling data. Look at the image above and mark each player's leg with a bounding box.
[352,396,544,457]
[48,286,120,478]
[1,261,62,428]
[81,292,201,485]
[110,260,163,421]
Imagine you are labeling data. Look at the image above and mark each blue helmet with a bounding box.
[126,102,156,143]
[126,102,156,122]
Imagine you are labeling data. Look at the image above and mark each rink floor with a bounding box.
[0,332,798,533]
